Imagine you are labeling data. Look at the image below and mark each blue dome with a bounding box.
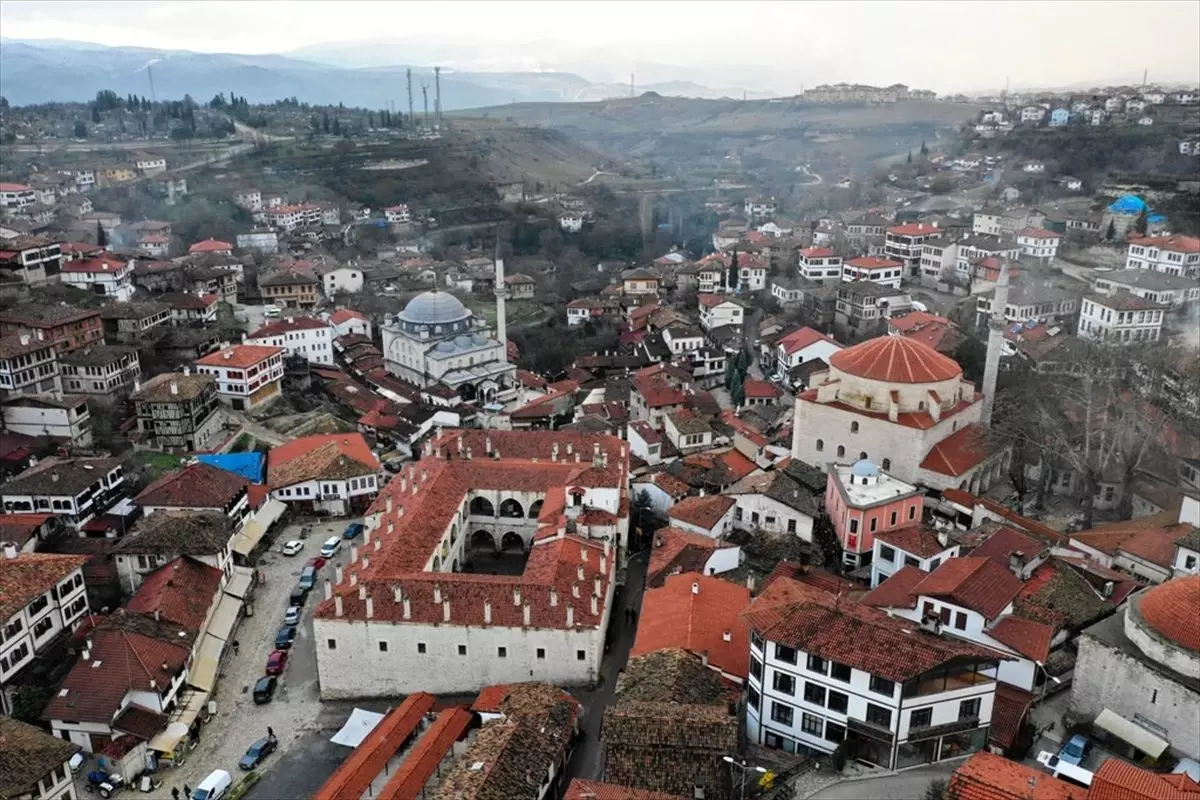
[1107,195,1148,214]
[851,459,879,478]
[398,291,473,326]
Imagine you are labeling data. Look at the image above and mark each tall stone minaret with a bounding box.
[494,236,508,356]
[980,259,1011,428]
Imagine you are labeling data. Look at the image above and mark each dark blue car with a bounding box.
[238,736,277,769]
[274,625,297,650]
[342,522,364,540]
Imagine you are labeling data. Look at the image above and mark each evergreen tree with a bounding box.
[920,139,929,156]
[332,117,341,136]
[727,249,739,291]
[322,112,330,134]
[1134,208,1148,235]
[906,151,912,164]
[73,120,88,139]
[96,221,107,248]
[1105,219,1116,241]
[91,105,101,124]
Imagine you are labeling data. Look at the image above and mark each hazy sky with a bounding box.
[3,0,1199,92]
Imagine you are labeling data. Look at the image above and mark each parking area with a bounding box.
[144,516,361,799]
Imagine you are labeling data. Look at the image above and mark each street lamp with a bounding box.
[722,755,768,800]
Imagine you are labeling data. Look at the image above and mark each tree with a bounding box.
[1105,219,1116,241]
[951,336,987,384]
[906,150,913,164]
[322,112,330,134]
[1134,207,1148,235]
[96,221,107,248]
[920,139,929,156]
[9,684,52,724]
[90,104,101,124]
[73,120,88,139]
[727,249,739,291]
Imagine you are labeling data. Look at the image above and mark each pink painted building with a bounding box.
[825,460,924,571]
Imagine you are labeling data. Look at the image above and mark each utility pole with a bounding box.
[147,63,157,104]
[1142,68,1148,90]
[421,84,429,127]
[406,68,414,127]
[434,66,443,125]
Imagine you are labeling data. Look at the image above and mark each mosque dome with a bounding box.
[397,291,473,327]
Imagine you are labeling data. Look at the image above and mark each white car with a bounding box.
[319,537,341,558]
[264,305,282,318]
[281,540,304,556]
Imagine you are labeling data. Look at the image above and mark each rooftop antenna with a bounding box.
[421,83,429,127]
[434,66,443,124]
[406,68,414,127]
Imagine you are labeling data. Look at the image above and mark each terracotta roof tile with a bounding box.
[647,526,719,587]
[248,315,332,339]
[1089,758,1200,800]
[377,707,472,800]
[134,462,248,509]
[0,717,81,799]
[195,344,282,369]
[669,495,735,532]
[874,525,948,558]
[313,693,436,800]
[631,573,750,679]
[970,527,1047,564]
[913,557,1023,620]
[830,335,961,384]
[861,565,925,609]
[948,751,1084,800]
[565,781,687,800]
[0,553,88,621]
[125,556,223,633]
[988,616,1054,662]
[777,326,836,354]
[919,423,990,476]
[267,433,379,487]
[988,684,1035,750]
[1138,576,1200,651]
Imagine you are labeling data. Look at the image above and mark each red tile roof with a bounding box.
[777,326,836,355]
[744,594,1008,682]
[134,462,248,510]
[647,526,719,586]
[798,247,835,259]
[565,781,688,800]
[1131,233,1200,255]
[1089,759,1200,800]
[0,553,88,621]
[60,255,129,274]
[697,293,737,308]
[1071,511,1187,568]
[633,375,687,408]
[829,335,961,384]
[887,222,942,237]
[646,471,690,500]
[1139,576,1200,651]
[0,514,55,550]
[948,752,1085,800]
[846,256,903,270]
[125,557,223,633]
[267,432,379,487]
[874,525,948,558]
[861,565,924,609]
[631,573,750,680]
[989,683,1035,750]
[248,315,332,339]
[919,423,990,477]
[1017,228,1061,240]
[941,487,976,507]
[912,557,1024,620]
[195,344,282,368]
[377,706,472,800]
[313,693,436,800]
[743,378,782,399]
[988,616,1053,662]
[329,308,367,325]
[41,623,191,725]
[669,495,735,532]
[187,239,233,253]
[970,527,1046,564]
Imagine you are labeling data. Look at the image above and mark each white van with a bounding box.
[1036,751,1093,787]
[192,769,233,800]
[263,305,282,318]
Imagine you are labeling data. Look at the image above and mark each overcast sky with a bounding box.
[3,0,1199,92]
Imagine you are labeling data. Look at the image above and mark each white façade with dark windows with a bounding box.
[745,601,1005,771]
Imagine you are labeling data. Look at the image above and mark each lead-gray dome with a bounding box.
[398,291,473,326]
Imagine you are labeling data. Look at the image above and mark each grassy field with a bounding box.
[135,451,186,480]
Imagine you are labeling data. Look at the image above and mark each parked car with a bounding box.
[320,537,341,558]
[306,555,327,570]
[342,522,364,540]
[281,540,304,556]
[252,675,277,705]
[274,625,297,650]
[265,649,288,675]
[263,305,282,319]
[283,605,301,626]
[289,586,308,607]
[238,736,277,770]
[192,770,232,800]
[298,565,317,591]
[1058,734,1092,767]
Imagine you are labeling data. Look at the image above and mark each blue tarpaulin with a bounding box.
[1107,195,1147,214]
[196,453,264,483]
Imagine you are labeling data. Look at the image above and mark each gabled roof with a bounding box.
[1089,759,1200,800]
[861,565,924,609]
[267,433,379,487]
[0,553,88,623]
[248,315,332,339]
[919,424,990,477]
[113,511,232,556]
[987,616,1054,662]
[912,557,1023,620]
[0,717,81,799]
[777,326,836,355]
[669,495,735,532]
[631,572,751,680]
[948,752,1084,800]
[134,461,248,509]
[195,344,282,368]
[125,556,223,633]
[874,525,949,558]
[187,239,232,254]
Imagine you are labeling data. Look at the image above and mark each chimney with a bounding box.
[350,544,359,563]
[1009,550,1025,578]
[513,588,521,606]
[485,436,492,455]
[335,565,344,584]
[335,596,344,617]
[572,583,580,598]
[577,565,585,581]
[51,472,59,483]
[581,546,588,562]
[386,495,394,514]
[403,597,412,619]
[374,538,381,552]
[594,577,601,596]
[722,630,732,642]
[1103,581,1114,598]
[523,603,531,626]
[358,584,367,600]
[549,589,558,606]
[349,573,358,587]
[442,600,451,622]
[19,333,29,346]
[362,555,370,570]
[566,605,574,627]
[591,594,599,615]
[1,542,18,560]
[600,554,607,573]
[593,442,603,468]
[692,580,700,595]
[365,597,374,618]
[324,579,333,600]
[980,260,1010,427]
[182,366,190,376]
[484,600,492,624]
[433,584,442,603]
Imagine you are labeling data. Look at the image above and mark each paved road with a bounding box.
[806,762,958,799]
[562,548,650,784]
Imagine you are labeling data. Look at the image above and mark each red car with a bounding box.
[265,649,288,675]
[307,556,327,570]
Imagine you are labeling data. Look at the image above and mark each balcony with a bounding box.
[902,663,994,699]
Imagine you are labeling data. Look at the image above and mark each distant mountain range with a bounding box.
[0,39,776,109]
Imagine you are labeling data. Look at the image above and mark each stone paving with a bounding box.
[147,518,359,799]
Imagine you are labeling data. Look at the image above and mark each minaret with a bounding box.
[494,235,508,355]
[980,259,1011,427]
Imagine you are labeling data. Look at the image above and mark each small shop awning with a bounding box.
[224,565,254,599]
[1094,709,1169,759]
[186,633,225,693]
[232,498,286,557]
[147,722,191,755]
[148,690,210,753]
[205,593,241,643]
[331,708,386,747]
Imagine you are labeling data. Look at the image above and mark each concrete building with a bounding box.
[1015,228,1061,261]
[0,457,125,531]
[266,433,380,516]
[798,248,844,281]
[130,372,222,452]
[726,469,818,541]
[1125,234,1200,278]
[246,315,336,366]
[0,236,63,286]
[1069,576,1199,761]
[1078,292,1165,344]
[59,346,141,396]
[0,332,62,400]
[697,295,744,331]
[974,282,1080,327]
[58,255,134,301]
[0,395,93,448]
[194,345,284,411]
[1092,269,1200,309]
[791,336,1006,493]
[0,182,37,208]
[843,257,904,289]
[825,461,925,571]
[773,327,842,380]
[0,553,90,716]
[885,223,942,276]
[312,429,629,698]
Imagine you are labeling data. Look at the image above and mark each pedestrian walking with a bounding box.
[267,726,275,740]
[232,640,240,656]
[183,784,191,798]
[171,787,180,800]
